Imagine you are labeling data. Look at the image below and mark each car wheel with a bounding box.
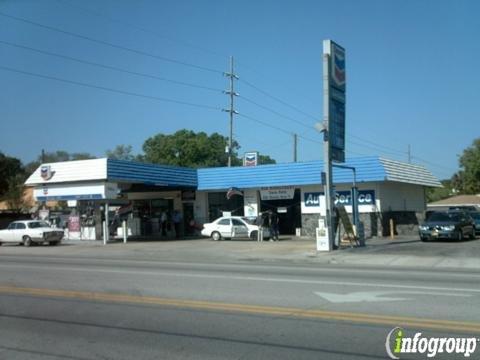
[49,241,59,246]
[23,235,32,247]
[250,230,258,241]
[211,231,221,241]
[469,230,476,240]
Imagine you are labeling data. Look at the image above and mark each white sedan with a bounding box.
[201,216,270,241]
[0,220,64,246]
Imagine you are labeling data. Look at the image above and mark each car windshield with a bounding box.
[241,217,254,225]
[28,221,50,229]
[428,213,451,222]
[448,214,461,222]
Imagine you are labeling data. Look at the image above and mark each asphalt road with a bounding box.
[1,250,479,359]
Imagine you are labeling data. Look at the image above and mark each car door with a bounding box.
[13,222,27,242]
[463,215,475,236]
[1,223,17,242]
[231,219,249,239]
[216,219,232,238]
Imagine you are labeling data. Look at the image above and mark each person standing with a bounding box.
[172,210,182,239]
[273,212,280,240]
[160,210,167,237]
[268,211,280,241]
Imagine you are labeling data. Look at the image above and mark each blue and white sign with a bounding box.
[33,182,119,201]
[243,152,258,167]
[331,43,346,91]
[324,40,346,163]
[334,190,375,206]
[40,165,54,181]
[302,189,376,214]
[304,192,324,207]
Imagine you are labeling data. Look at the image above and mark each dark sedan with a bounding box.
[419,211,476,241]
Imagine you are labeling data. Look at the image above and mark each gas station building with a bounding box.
[25,156,441,242]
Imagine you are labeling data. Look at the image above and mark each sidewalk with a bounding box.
[55,234,480,270]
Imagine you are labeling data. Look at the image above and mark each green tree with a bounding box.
[5,174,27,212]
[142,130,241,168]
[453,138,480,194]
[258,154,276,165]
[426,179,455,203]
[0,152,24,199]
[106,145,135,161]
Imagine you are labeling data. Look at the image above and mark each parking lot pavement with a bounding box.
[1,234,480,269]
[326,235,480,269]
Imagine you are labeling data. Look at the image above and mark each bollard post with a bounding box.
[103,221,107,245]
[389,218,395,240]
[257,227,264,242]
[123,220,127,244]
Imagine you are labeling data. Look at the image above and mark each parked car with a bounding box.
[0,220,64,246]
[201,216,270,241]
[419,211,475,241]
[469,211,480,235]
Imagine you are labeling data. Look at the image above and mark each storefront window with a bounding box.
[208,192,244,222]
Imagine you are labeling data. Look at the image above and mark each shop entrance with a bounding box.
[260,189,301,235]
[131,198,174,236]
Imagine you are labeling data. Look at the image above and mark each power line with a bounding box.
[237,112,321,145]
[1,11,424,164]
[0,65,223,111]
[239,78,320,122]
[0,40,224,93]
[0,11,454,174]
[2,59,453,174]
[347,132,407,156]
[411,155,457,173]
[0,11,223,75]
[238,95,313,130]
[55,0,228,61]
[237,113,293,136]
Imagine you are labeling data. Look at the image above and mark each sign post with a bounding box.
[322,40,346,251]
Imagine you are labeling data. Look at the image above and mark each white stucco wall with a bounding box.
[194,191,208,224]
[377,182,426,212]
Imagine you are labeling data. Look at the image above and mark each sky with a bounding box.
[0,0,479,180]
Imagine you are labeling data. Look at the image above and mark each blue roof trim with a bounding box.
[102,157,438,191]
[197,157,386,190]
[107,159,197,187]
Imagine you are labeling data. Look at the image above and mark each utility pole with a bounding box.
[41,149,45,163]
[407,144,411,164]
[223,56,238,167]
[293,133,298,162]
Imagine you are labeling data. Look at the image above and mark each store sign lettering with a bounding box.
[260,186,295,200]
[304,192,324,207]
[335,190,375,205]
[304,190,375,207]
